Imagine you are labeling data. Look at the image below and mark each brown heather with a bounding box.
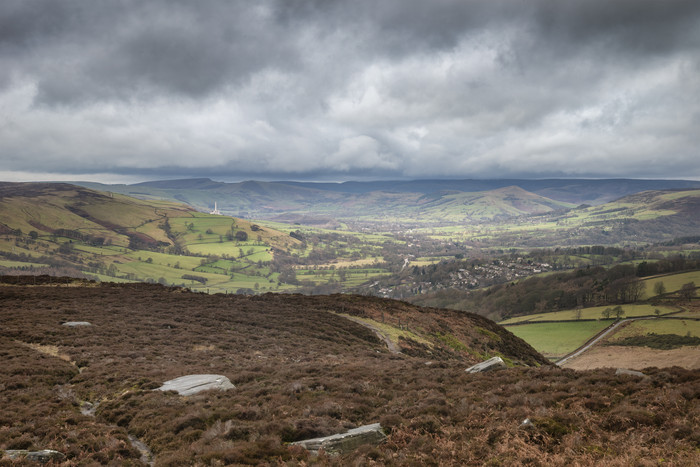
[1,277,698,465]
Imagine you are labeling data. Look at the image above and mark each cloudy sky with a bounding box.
[1,0,700,183]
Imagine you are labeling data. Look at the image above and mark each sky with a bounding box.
[1,0,700,184]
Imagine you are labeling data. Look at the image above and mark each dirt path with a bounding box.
[342,315,401,354]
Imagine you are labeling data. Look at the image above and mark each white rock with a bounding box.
[465,356,506,374]
[615,368,647,378]
[291,423,387,455]
[157,374,235,396]
[62,321,92,327]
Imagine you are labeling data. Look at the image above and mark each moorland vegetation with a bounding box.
[1,278,699,465]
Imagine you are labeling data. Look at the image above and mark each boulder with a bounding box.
[62,321,92,327]
[465,356,506,374]
[3,449,66,463]
[615,368,647,378]
[291,423,387,455]
[156,374,235,396]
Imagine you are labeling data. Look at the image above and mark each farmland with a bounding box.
[505,321,611,359]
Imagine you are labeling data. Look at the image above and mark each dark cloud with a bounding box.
[1,0,699,182]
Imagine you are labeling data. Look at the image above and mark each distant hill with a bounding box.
[282,178,700,205]
[76,179,579,225]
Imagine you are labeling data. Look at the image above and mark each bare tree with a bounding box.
[653,281,667,296]
[679,282,697,302]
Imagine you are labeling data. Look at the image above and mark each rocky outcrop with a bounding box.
[291,423,387,455]
[465,356,506,373]
[156,374,235,396]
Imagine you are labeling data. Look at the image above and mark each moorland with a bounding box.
[1,278,699,465]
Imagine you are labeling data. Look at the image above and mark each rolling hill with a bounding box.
[494,188,700,247]
[0,182,301,292]
[76,179,575,226]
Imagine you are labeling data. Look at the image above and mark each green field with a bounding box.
[0,259,49,268]
[608,319,700,341]
[505,321,611,358]
[500,304,678,325]
[641,270,700,298]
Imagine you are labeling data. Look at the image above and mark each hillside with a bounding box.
[0,182,301,292]
[456,188,700,248]
[76,179,575,226]
[2,279,699,465]
[76,178,700,223]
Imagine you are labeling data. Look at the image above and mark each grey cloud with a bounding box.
[1,0,700,181]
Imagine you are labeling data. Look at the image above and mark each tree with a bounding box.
[28,230,39,240]
[602,307,612,319]
[613,305,625,319]
[235,230,248,242]
[679,282,697,302]
[573,308,582,320]
[653,281,667,296]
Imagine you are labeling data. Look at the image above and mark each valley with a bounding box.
[1,178,699,464]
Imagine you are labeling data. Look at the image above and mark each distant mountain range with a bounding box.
[74,178,700,226]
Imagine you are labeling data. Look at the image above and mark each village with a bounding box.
[371,257,553,299]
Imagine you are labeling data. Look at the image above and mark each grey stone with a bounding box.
[291,423,387,455]
[615,368,647,378]
[465,356,506,374]
[62,321,92,327]
[520,418,534,429]
[156,374,235,396]
[3,449,66,463]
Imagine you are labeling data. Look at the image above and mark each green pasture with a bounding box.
[72,244,125,256]
[505,321,611,358]
[0,259,49,268]
[672,309,700,319]
[134,220,171,244]
[500,304,677,325]
[641,270,700,298]
[185,241,244,257]
[124,251,202,270]
[86,273,137,284]
[609,319,700,341]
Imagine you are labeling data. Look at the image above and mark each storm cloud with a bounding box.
[1,0,699,182]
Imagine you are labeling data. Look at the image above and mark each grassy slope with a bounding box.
[425,188,700,248]
[500,304,678,324]
[0,182,307,292]
[641,270,700,298]
[506,321,611,358]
